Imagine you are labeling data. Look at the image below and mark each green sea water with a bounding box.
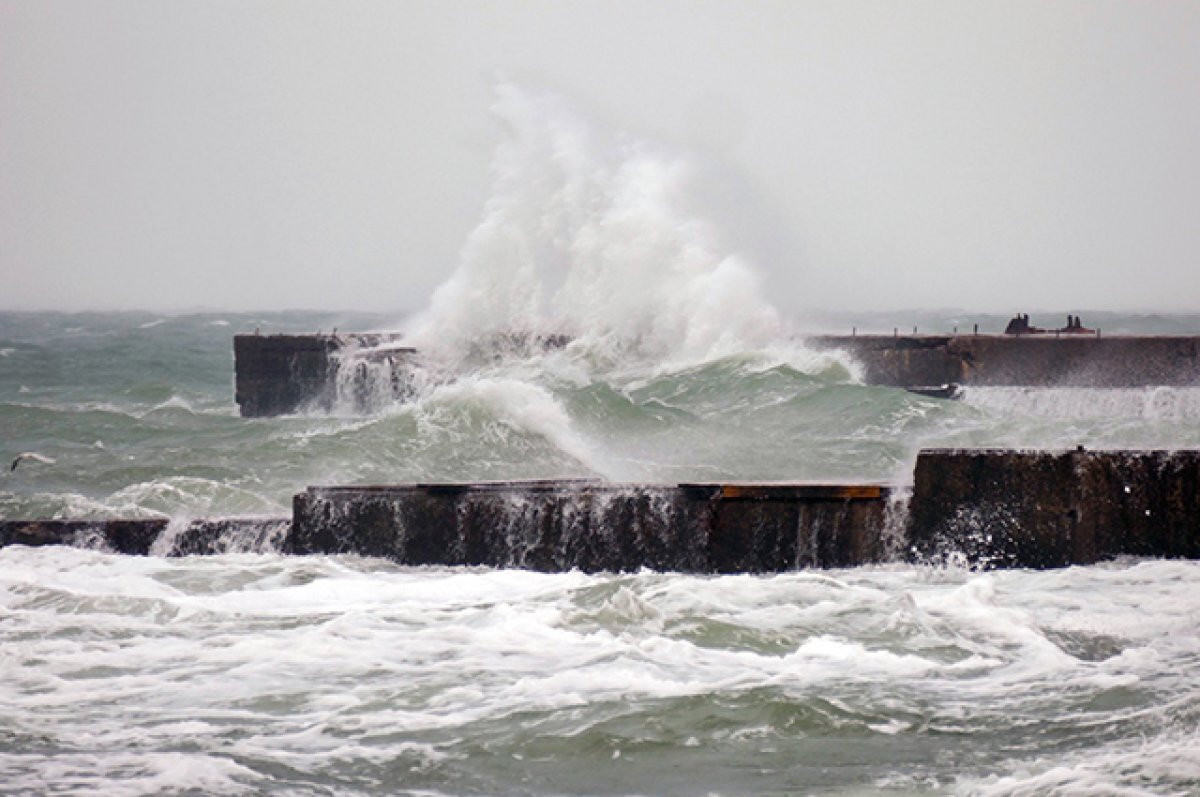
[5,310,1200,520]
[2,310,1200,796]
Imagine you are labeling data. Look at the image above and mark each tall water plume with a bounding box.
[405,82,785,370]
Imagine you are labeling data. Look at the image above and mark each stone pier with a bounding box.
[5,450,1200,570]
[234,333,412,416]
[289,482,894,573]
[0,517,290,556]
[809,334,1200,387]
[906,448,1200,567]
[234,333,1200,417]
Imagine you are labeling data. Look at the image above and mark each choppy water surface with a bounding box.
[4,85,1200,794]
[6,311,1200,520]
[3,312,1199,795]
[2,549,1199,796]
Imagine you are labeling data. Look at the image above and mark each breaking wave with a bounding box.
[403,82,801,374]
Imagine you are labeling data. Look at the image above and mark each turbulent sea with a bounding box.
[3,309,1200,796]
[4,80,1200,797]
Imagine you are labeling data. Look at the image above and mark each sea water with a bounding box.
[3,82,1200,794]
[1,548,1198,796]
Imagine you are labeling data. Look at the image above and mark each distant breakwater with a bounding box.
[4,449,1199,570]
[809,334,1200,388]
[234,333,414,416]
[233,333,1200,417]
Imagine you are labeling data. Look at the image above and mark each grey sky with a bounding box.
[2,1,1198,314]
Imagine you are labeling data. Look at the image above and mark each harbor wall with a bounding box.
[809,334,1200,387]
[6,451,1200,570]
[287,450,1200,570]
[907,448,1200,567]
[289,482,894,573]
[234,333,412,416]
[0,517,290,556]
[235,334,1200,418]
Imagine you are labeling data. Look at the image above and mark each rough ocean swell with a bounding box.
[3,82,1200,795]
[2,548,1199,796]
[5,310,1200,521]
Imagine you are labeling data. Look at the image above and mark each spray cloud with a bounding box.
[406,82,784,367]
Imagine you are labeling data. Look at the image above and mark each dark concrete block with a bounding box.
[0,518,289,556]
[288,481,892,573]
[906,448,1200,568]
[800,500,890,568]
[709,499,798,573]
[907,449,1080,567]
[234,333,412,416]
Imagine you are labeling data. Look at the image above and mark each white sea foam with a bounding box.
[0,751,259,797]
[962,730,1200,796]
[148,394,198,414]
[1,552,1196,795]
[51,491,141,519]
[105,477,286,517]
[419,375,612,478]
[962,386,1200,422]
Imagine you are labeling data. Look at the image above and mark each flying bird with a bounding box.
[10,452,56,471]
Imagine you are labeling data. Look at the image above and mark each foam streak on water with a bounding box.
[1,549,1197,796]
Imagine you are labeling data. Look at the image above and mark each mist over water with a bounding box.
[406,83,784,370]
[3,86,1200,796]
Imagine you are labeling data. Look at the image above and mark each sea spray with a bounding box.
[328,339,422,416]
[404,82,788,370]
[306,82,857,476]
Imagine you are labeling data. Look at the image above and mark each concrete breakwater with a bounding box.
[0,517,291,556]
[233,333,1200,417]
[908,448,1200,567]
[809,334,1200,387]
[4,450,1199,570]
[291,482,894,572]
[234,333,412,416]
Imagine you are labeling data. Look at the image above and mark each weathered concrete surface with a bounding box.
[0,518,290,555]
[289,481,895,572]
[8,451,1200,570]
[234,333,411,416]
[907,448,1200,568]
[810,335,1200,387]
[235,335,339,416]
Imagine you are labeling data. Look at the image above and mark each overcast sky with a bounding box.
[2,1,1198,314]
